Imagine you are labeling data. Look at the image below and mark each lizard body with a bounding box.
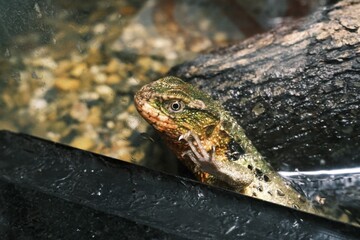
[135,76,318,214]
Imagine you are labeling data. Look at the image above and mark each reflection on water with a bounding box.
[0,0,358,226]
[280,167,360,225]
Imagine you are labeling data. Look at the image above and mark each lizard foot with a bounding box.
[179,131,218,175]
[179,130,254,189]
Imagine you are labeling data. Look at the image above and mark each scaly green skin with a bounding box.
[135,76,318,214]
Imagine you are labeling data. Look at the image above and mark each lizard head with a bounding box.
[134,76,221,139]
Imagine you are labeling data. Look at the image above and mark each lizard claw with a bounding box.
[211,146,216,161]
[179,131,192,141]
[179,130,213,165]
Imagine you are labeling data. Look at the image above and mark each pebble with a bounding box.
[126,114,141,130]
[79,91,100,101]
[115,147,133,162]
[138,56,153,70]
[93,23,106,34]
[93,72,107,84]
[55,60,73,77]
[27,56,57,69]
[95,85,115,104]
[87,106,102,126]
[70,63,88,78]
[106,74,122,85]
[106,121,115,129]
[54,78,81,91]
[46,131,62,142]
[71,135,95,150]
[70,102,89,122]
[86,46,103,65]
[29,98,48,111]
[105,58,121,74]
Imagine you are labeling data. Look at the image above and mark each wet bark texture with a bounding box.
[170,0,360,170]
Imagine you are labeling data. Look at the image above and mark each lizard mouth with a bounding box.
[134,83,178,134]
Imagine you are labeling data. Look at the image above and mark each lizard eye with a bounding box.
[168,100,185,112]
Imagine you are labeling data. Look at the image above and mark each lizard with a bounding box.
[134,76,319,214]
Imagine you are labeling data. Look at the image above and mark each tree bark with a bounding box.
[169,0,360,170]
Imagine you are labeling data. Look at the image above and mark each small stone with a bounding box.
[106,121,115,129]
[90,65,101,75]
[106,74,121,84]
[71,135,95,150]
[71,63,88,78]
[137,57,153,70]
[116,148,133,162]
[86,47,103,65]
[105,58,120,74]
[93,72,107,84]
[55,78,80,91]
[46,131,61,142]
[29,98,48,111]
[87,106,102,126]
[29,56,57,69]
[79,70,95,86]
[114,139,130,148]
[95,85,115,103]
[126,114,141,130]
[55,60,73,77]
[127,77,139,86]
[93,23,106,34]
[79,92,100,101]
[49,121,67,134]
[70,102,89,122]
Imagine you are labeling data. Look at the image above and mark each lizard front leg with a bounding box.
[179,131,254,191]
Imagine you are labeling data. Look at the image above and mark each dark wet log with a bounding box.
[1,130,359,239]
[170,0,360,170]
